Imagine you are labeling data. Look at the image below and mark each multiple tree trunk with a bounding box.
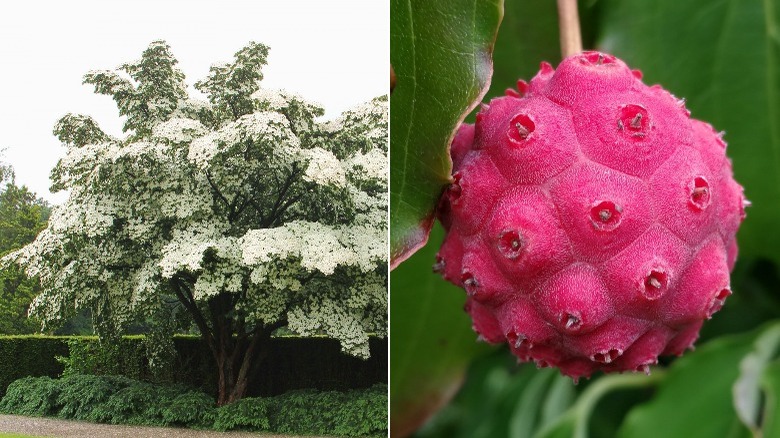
[170,277,283,405]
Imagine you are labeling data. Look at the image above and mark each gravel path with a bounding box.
[0,415,333,438]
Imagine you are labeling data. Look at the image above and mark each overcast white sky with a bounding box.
[0,0,388,204]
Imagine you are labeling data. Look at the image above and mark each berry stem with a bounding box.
[557,0,583,57]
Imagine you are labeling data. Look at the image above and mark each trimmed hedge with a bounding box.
[0,375,388,437]
[0,336,69,398]
[0,335,387,398]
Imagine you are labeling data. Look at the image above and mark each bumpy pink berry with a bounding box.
[436,51,747,380]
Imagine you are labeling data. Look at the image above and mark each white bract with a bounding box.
[5,41,388,368]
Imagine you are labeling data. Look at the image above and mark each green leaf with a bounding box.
[539,374,577,430]
[389,0,503,267]
[509,371,563,438]
[760,361,780,437]
[618,329,762,438]
[390,224,492,437]
[486,0,561,99]
[412,352,576,438]
[598,0,780,264]
[734,324,780,432]
[535,373,663,438]
[478,0,602,112]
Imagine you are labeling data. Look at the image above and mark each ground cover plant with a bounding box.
[0,375,388,436]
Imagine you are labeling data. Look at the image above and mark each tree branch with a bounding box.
[268,169,297,214]
[205,171,233,218]
[171,278,217,360]
[267,192,306,227]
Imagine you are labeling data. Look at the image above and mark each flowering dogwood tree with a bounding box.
[6,41,388,405]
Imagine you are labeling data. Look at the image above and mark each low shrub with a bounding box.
[161,389,217,428]
[268,384,388,436]
[212,396,271,431]
[0,376,61,416]
[0,375,388,436]
[56,375,136,421]
[333,384,388,436]
[88,381,160,425]
[91,381,170,426]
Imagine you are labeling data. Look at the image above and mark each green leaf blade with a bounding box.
[390,0,503,267]
[760,361,780,437]
[389,224,492,437]
[733,324,780,432]
[598,0,780,264]
[617,329,761,438]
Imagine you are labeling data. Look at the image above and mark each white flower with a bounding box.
[303,148,346,187]
[9,41,388,359]
[152,118,207,143]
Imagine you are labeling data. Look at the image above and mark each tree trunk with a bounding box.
[215,328,271,406]
[170,282,278,406]
[216,349,235,406]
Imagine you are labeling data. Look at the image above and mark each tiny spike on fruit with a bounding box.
[436,51,746,380]
[516,79,530,96]
[539,61,554,74]
[505,88,521,98]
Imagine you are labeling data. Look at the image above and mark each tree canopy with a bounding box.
[6,40,388,404]
[0,174,50,334]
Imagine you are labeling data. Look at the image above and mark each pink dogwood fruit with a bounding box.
[436,51,747,380]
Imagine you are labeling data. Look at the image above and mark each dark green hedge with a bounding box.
[249,336,388,396]
[0,375,388,436]
[0,336,69,398]
[0,335,387,398]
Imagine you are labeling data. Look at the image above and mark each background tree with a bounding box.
[7,41,388,405]
[0,171,51,334]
